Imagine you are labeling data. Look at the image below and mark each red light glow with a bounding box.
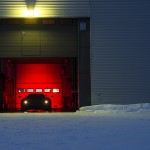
[16,64,62,110]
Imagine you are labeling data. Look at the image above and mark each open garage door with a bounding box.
[16,64,62,111]
[1,58,78,112]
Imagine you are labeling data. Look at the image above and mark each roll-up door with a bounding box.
[16,64,62,110]
[0,58,78,112]
[21,30,40,56]
[0,18,78,57]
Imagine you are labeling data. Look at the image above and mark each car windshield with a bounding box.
[27,94,45,99]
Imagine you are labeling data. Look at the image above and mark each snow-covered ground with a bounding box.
[1,103,150,150]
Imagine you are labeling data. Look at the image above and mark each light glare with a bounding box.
[23,8,40,17]
[44,100,49,104]
[24,100,28,104]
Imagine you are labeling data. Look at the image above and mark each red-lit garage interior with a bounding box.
[1,58,77,112]
[0,18,91,112]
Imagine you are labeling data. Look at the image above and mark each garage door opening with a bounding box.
[0,58,78,112]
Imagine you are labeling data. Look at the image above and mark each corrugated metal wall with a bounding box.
[91,0,150,104]
[0,22,77,57]
[35,0,90,17]
[0,0,90,18]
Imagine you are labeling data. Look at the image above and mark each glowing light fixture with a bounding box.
[23,8,40,17]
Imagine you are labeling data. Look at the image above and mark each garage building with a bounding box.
[0,0,150,112]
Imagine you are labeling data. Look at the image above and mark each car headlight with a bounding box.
[44,100,49,104]
[24,100,28,105]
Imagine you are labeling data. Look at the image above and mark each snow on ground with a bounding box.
[79,103,150,113]
[0,104,150,150]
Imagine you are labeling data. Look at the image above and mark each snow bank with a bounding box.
[79,103,150,113]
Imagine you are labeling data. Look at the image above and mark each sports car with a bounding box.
[21,94,51,112]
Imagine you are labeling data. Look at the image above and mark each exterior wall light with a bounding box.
[23,8,40,17]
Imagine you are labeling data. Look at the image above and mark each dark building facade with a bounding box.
[0,0,150,111]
